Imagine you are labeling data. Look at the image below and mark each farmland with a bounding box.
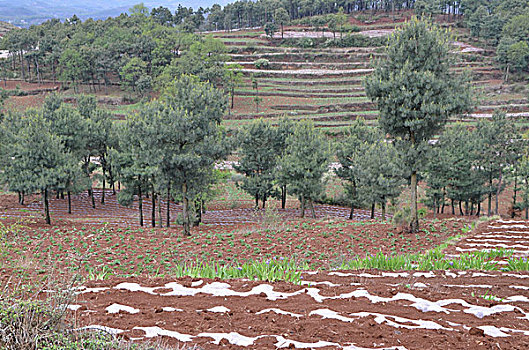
[1,6,529,350]
[213,22,529,135]
[2,190,529,348]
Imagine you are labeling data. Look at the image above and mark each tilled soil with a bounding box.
[0,189,383,227]
[445,219,529,261]
[68,270,529,349]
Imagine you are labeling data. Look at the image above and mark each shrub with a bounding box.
[391,206,413,232]
[0,295,181,349]
[253,58,270,69]
[323,34,386,48]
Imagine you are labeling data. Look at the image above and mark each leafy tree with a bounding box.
[120,57,149,94]
[357,140,404,220]
[336,119,380,219]
[1,113,71,224]
[274,8,290,39]
[467,5,489,39]
[251,76,262,113]
[157,76,228,234]
[430,124,485,216]
[476,112,519,216]
[264,22,278,39]
[59,48,90,92]
[235,119,280,209]
[42,96,90,213]
[274,118,294,209]
[225,64,243,112]
[112,115,155,227]
[414,0,441,17]
[278,121,329,218]
[151,6,174,26]
[365,18,472,231]
[517,154,529,219]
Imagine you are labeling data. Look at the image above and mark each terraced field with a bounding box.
[62,219,529,349]
[215,24,529,135]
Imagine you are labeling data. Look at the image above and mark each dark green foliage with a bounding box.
[278,121,329,218]
[235,120,279,208]
[112,75,228,235]
[335,119,380,218]
[476,112,520,216]
[0,113,71,224]
[365,18,472,231]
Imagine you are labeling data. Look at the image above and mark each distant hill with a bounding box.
[0,20,17,37]
[0,0,231,27]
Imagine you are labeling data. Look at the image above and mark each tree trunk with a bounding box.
[310,200,316,219]
[281,185,287,209]
[68,191,72,214]
[43,188,51,225]
[262,195,266,209]
[151,191,156,227]
[433,197,436,219]
[194,200,202,227]
[300,195,305,218]
[101,171,106,204]
[410,170,419,231]
[349,201,355,220]
[91,187,96,209]
[477,202,481,217]
[512,173,518,218]
[35,58,41,85]
[166,185,171,227]
[138,183,143,227]
[451,199,455,215]
[441,188,446,214]
[495,168,503,216]
[459,201,464,216]
[381,199,386,220]
[158,195,163,228]
[182,181,190,236]
[488,175,493,216]
[19,52,25,81]
[255,195,259,209]
[371,203,375,219]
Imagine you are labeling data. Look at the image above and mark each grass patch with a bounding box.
[172,258,307,284]
[339,247,516,271]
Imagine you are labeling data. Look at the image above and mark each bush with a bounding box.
[253,58,270,69]
[0,295,180,349]
[280,37,317,48]
[391,206,413,232]
[323,34,386,48]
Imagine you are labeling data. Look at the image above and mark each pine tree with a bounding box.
[476,112,519,216]
[278,121,329,218]
[335,119,381,219]
[357,140,405,220]
[1,113,71,224]
[365,18,472,231]
[235,119,280,209]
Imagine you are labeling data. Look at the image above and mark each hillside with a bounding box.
[0,0,230,27]
[215,14,529,135]
[0,20,16,37]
